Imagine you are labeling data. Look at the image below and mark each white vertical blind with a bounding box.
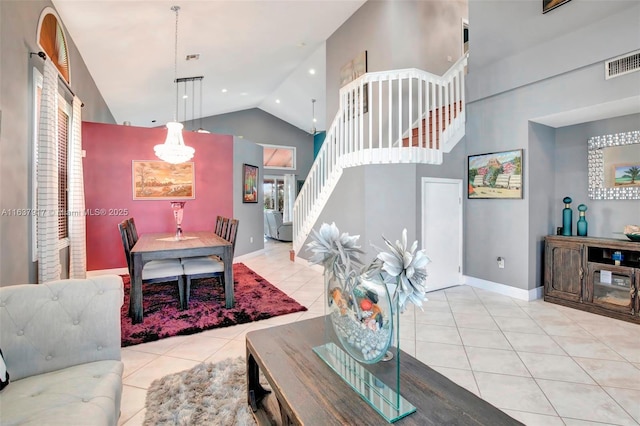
[37,59,61,283]
[68,96,86,278]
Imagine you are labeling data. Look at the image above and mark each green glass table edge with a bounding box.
[313,342,417,423]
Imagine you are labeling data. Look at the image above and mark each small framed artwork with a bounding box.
[468,149,523,199]
[132,160,195,200]
[242,163,259,203]
[340,51,369,115]
[339,50,367,87]
[543,0,571,13]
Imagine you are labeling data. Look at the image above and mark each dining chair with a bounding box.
[214,215,228,237]
[126,217,139,245]
[181,218,239,307]
[117,220,186,309]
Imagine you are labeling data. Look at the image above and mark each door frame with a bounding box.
[421,177,464,290]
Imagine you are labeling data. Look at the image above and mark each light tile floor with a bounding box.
[118,239,640,426]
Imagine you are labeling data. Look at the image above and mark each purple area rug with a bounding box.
[120,263,307,347]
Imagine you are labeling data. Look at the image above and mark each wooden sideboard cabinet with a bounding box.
[544,235,640,324]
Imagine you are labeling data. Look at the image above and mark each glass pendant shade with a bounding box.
[154,122,195,164]
[154,5,195,164]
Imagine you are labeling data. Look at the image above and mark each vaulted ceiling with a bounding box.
[52,0,366,134]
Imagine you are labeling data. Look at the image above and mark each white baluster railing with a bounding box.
[293,55,467,253]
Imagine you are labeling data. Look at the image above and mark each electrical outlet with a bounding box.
[497,257,505,269]
[250,237,253,243]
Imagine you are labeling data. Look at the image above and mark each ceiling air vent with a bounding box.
[605,50,640,80]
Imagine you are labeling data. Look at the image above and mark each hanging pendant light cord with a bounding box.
[172,5,180,122]
[199,78,204,131]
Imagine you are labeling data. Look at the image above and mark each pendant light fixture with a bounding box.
[154,5,195,164]
[311,98,317,135]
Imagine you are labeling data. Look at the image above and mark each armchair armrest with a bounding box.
[277,221,293,242]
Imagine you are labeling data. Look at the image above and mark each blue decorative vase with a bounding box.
[562,197,573,236]
[577,204,588,236]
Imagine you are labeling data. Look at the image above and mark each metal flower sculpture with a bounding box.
[307,222,363,271]
[308,223,429,314]
[376,229,429,313]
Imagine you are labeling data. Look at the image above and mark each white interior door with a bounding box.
[422,178,463,292]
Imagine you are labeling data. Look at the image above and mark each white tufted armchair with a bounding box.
[0,275,124,425]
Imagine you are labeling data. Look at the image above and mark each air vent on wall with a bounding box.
[605,50,640,80]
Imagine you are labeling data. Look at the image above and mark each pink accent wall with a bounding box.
[83,122,233,271]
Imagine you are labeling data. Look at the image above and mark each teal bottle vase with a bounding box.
[577,204,588,236]
[562,197,572,236]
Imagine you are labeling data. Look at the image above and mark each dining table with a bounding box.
[129,231,233,324]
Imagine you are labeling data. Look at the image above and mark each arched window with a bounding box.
[37,8,70,83]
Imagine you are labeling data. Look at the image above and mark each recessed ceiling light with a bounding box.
[221,88,228,93]
[275,99,281,104]
[240,92,248,96]
[182,94,188,99]
[309,68,316,75]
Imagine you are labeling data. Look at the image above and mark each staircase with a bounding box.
[401,101,463,149]
[293,55,468,254]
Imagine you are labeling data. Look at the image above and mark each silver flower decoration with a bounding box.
[377,229,429,313]
[306,222,364,276]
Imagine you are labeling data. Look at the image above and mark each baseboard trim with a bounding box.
[234,249,266,263]
[87,267,129,277]
[464,276,543,301]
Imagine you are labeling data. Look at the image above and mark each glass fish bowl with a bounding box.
[326,270,394,364]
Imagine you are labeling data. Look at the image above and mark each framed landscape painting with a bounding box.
[468,149,523,199]
[243,163,259,203]
[613,163,640,187]
[132,161,195,200]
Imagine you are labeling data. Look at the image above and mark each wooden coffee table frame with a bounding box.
[246,316,522,425]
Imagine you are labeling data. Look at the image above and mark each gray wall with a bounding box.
[233,137,265,256]
[467,2,640,103]
[301,0,468,263]
[304,138,467,264]
[0,1,114,285]
[465,1,640,291]
[553,114,640,238]
[326,0,467,123]
[194,108,315,183]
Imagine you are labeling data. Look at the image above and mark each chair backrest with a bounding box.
[214,215,225,236]
[127,217,139,245]
[117,220,133,274]
[226,219,239,256]
[265,210,279,237]
[271,210,284,227]
[216,216,230,239]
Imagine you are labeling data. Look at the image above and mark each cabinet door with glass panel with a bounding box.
[586,263,637,315]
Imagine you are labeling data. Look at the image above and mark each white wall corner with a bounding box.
[464,275,543,301]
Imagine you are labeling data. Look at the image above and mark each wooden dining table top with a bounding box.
[131,231,230,255]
